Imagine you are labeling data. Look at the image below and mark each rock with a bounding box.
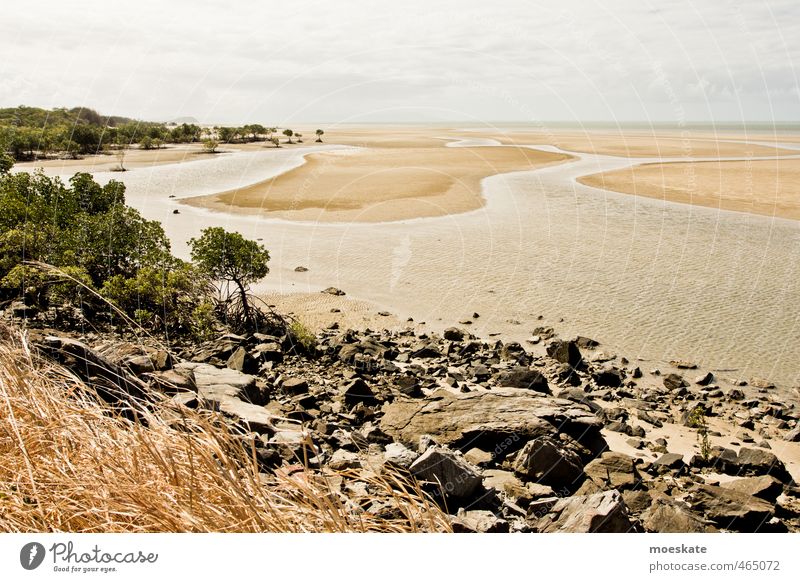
[670,360,697,369]
[380,388,604,455]
[340,378,376,407]
[294,266,309,272]
[546,339,583,368]
[10,300,29,318]
[322,287,345,296]
[451,510,509,533]
[214,398,278,435]
[728,388,746,400]
[785,426,800,442]
[443,327,466,342]
[483,469,532,502]
[176,362,261,404]
[124,354,156,375]
[282,378,309,395]
[409,447,482,499]
[663,373,689,390]
[592,366,624,388]
[464,447,494,467]
[495,367,549,394]
[575,336,599,349]
[513,436,585,489]
[732,448,793,483]
[500,342,528,362]
[687,484,774,531]
[36,336,148,405]
[149,369,196,394]
[652,452,685,471]
[694,371,714,385]
[383,442,419,469]
[584,452,641,490]
[750,377,776,390]
[721,475,784,501]
[410,342,441,359]
[642,498,715,533]
[253,342,283,363]
[537,490,633,533]
[191,334,245,363]
[226,346,260,374]
[622,490,652,514]
[329,449,362,470]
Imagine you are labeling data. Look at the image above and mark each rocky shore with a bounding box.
[7,303,800,533]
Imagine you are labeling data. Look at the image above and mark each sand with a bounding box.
[578,158,800,220]
[16,126,800,223]
[183,145,573,223]
[460,129,797,158]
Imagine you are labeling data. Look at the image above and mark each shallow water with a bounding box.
[32,141,800,387]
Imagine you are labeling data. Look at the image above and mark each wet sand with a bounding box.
[455,129,796,158]
[183,145,573,223]
[578,158,800,220]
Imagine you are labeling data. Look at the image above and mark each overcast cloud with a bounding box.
[1,0,798,124]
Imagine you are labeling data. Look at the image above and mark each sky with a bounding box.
[1,0,798,125]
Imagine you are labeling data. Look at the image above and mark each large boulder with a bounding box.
[536,490,633,533]
[380,388,604,455]
[721,476,784,501]
[495,367,549,394]
[409,447,482,500]
[642,498,716,533]
[732,448,794,484]
[513,436,585,490]
[686,484,775,531]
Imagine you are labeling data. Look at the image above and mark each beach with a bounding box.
[15,126,800,387]
[578,158,800,220]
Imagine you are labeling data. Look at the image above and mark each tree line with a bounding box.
[0,105,325,161]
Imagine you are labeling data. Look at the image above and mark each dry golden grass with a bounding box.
[0,325,450,532]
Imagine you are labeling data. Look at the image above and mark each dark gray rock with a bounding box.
[380,388,604,455]
[687,484,774,531]
[537,490,633,533]
[409,447,482,499]
[495,367,549,394]
[546,339,583,368]
[663,373,689,390]
[513,436,585,489]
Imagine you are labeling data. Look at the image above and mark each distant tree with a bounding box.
[202,139,219,154]
[315,129,324,142]
[246,124,266,141]
[140,136,154,150]
[189,227,270,330]
[152,138,164,149]
[282,129,294,144]
[271,137,281,148]
[218,127,236,143]
[0,154,13,174]
[295,133,303,143]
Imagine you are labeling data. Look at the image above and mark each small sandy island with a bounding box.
[578,158,800,220]
[182,144,573,223]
